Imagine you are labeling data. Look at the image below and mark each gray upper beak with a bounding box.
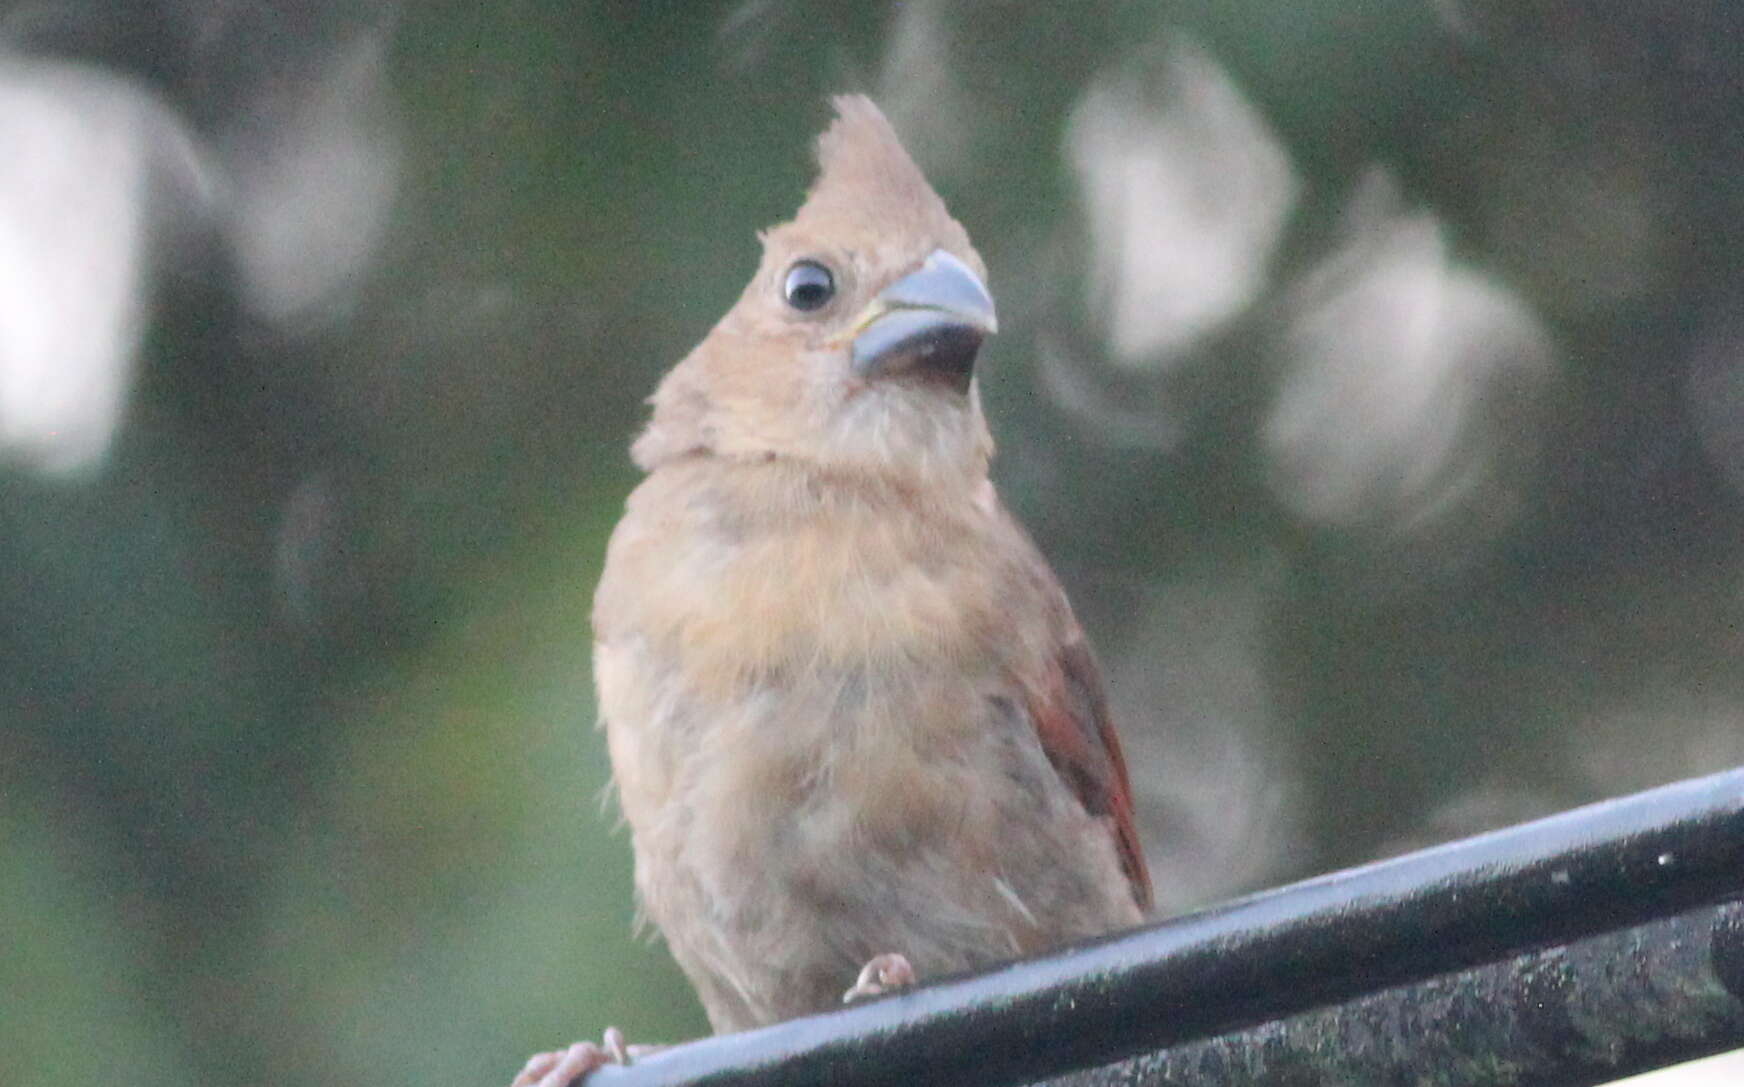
[849,249,997,392]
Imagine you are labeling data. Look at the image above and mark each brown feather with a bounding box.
[1026,638,1154,912]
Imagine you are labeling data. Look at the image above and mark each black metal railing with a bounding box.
[585,766,1744,1086]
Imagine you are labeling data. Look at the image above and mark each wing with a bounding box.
[1024,631,1154,914]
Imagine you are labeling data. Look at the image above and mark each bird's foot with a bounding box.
[511,1027,656,1087]
[842,951,918,1003]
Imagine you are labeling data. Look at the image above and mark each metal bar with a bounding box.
[589,766,1744,1087]
[1050,898,1744,1086]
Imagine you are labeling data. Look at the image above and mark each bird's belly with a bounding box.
[603,637,1134,1032]
[606,649,1053,1032]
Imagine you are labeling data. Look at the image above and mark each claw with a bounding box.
[842,951,918,1003]
[509,1027,641,1087]
[602,1027,629,1065]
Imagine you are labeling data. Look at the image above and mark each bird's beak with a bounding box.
[849,249,998,392]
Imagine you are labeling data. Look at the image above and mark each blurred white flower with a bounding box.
[223,29,401,329]
[0,55,215,477]
[1066,39,1296,369]
[1101,555,1300,910]
[876,0,974,181]
[1686,302,1744,500]
[1262,172,1556,554]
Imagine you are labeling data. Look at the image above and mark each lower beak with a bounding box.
[849,249,998,393]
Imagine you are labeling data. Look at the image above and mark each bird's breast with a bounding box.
[594,461,1033,869]
[598,463,1010,704]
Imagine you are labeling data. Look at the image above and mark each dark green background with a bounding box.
[4,2,1743,1084]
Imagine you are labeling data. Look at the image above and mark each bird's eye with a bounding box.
[783,260,835,312]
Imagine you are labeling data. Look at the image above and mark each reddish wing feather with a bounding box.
[1026,637,1153,913]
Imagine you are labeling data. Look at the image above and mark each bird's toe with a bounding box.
[842,951,918,1002]
[510,1028,635,1087]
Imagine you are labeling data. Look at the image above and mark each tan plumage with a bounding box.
[629,96,992,488]
[513,95,1148,1086]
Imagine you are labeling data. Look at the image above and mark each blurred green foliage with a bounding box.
[4,1,1744,1084]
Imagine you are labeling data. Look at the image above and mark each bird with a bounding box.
[512,94,1150,1087]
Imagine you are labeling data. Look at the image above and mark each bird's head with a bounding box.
[634,96,998,492]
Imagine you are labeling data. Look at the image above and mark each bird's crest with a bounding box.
[790,95,956,240]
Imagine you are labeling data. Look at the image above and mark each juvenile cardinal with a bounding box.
[514,95,1150,1086]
